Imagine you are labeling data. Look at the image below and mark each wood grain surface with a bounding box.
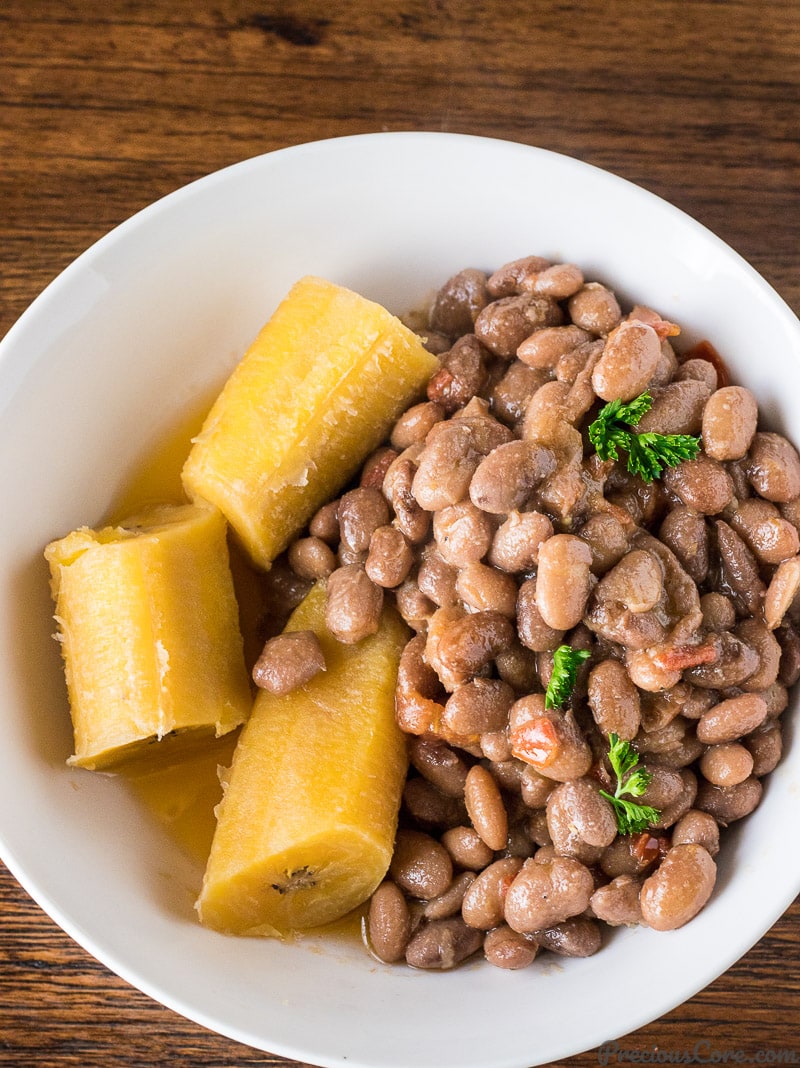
[1,1,799,1066]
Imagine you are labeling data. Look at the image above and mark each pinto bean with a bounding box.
[516,324,593,370]
[685,631,760,689]
[729,498,800,566]
[462,856,524,929]
[487,255,552,297]
[474,294,563,357]
[590,875,643,927]
[423,871,477,921]
[522,262,585,299]
[671,809,720,857]
[483,924,539,969]
[535,534,593,630]
[596,549,664,614]
[324,565,383,644]
[287,536,337,580]
[504,855,595,932]
[443,678,515,739]
[696,692,768,744]
[744,722,783,776]
[663,455,734,515]
[338,487,390,553]
[427,335,490,414]
[456,561,518,618]
[764,555,800,630]
[734,617,781,692]
[715,520,765,617]
[433,501,494,567]
[408,736,470,798]
[252,630,326,694]
[746,432,800,502]
[425,607,515,691]
[430,268,489,336]
[587,659,641,740]
[441,826,495,871]
[405,917,484,970]
[383,454,431,544]
[368,881,411,963]
[470,440,556,514]
[695,776,763,823]
[516,578,565,652]
[464,765,509,851]
[546,779,618,860]
[391,400,445,450]
[412,415,513,511]
[658,507,709,585]
[509,697,593,782]
[676,357,718,392]
[592,320,662,402]
[403,777,464,830]
[531,917,602,957]
[700,743,754,787]
[567,283,622,336]
[394,579,435,634]
[395,633,444,735]
[636,379,711,436]
[489,361,550,427]
[489,510,554,573]
[702,386,759,460]
[640,844,716,931]
[390,830,454,900]
[577,512,631,575]
[364,525,413,588]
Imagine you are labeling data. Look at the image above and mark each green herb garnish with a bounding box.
[544,645,591,710]
[599,733,661,835]
[588,391,700,483]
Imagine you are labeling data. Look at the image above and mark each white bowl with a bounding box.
[1,133,799,1068]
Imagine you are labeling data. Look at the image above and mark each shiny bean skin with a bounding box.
[368,881,412,963]
[462,856,525,929]
[489,510,554,572]
[546,779,618,858]
[662,454,734,515]
[764,555,800,630]
[390,830,454,900]
[735,617,781,692]
[590,875,643,927]
[587,659,642,740]
[658,507,709,585]
[578,513,631,575]
[516,324,592,369]
[522,262,585,299]
[364,524,414,588]
[433,501,494,567]
[405,917,484,970]
[427,335,490,414]
[338,487,390,553]
[592,319,661,402]
[383,454,431,544]
[443,679,515,739]
[531,917,602,957]
[470,440,556,513]
[423,871,477,921]
[730,499,800,566]
[744,722,783,776]
[510,699,593,782]
[702,386,759,461]
[288,536,337,580]
[441,826,495,871]
[464,765,509,851]
[324,565,383,644]
[746,432,800,502]
[402,777,464,830]
[567,283,622,336]
[695,776,763,823]
[483,924,539,970]
[474,294,563,357]
[425,607,516,691]
[517,578,565,652]
[676,357,718,392]
[535,534,594,630]
[696,693,768,744]
[486,255,551,297]
[504,856,595,932]
[412,415,513,511]
[700,743,754,787]
[391,400,445,450]
[636,379,711,436]
[597,549,664,614]
[430,268,489,336]
[671,809,720,857]
[489,361,550,427]
[640,844,717,931]
[251,630,326,695]
[408,736,470,798]
[309,499,340,544]
[456,561,518,618]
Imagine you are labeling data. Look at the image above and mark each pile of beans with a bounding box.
[254,255,800,970]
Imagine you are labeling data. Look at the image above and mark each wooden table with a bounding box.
[2,2,799,1065]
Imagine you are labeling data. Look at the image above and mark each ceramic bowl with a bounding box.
[1,133,799,1068]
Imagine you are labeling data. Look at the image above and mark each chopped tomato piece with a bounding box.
[510,716,560,768]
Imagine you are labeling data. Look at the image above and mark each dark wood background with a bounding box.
[2,2,799,1065]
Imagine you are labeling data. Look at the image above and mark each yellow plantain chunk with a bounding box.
[196,582,410,936]
[45,503,251,770]
[181,276,439,570]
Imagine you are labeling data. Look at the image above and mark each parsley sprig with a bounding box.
[544,645,591,710]
[588,392,700,483]
[599,733,661,835]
